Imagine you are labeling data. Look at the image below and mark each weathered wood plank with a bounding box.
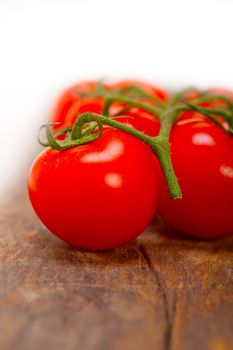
[0,190,232,350]
[141,225,233,350]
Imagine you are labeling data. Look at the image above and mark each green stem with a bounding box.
[40,89,233,201]
[151,136,182,199]
[159,107,186,137]
[71,112,181,199]
[159,103,233,135]
[102,94,162,118]
[187,104,233,133]
[168,87,200,106]
[80,81,108,98]
[71,112,153,143]
[117,85,164,105]
[38,124,102,151]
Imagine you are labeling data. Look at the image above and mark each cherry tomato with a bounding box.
[158,118,233,239]
[51,81,109,129]
[28,127,160,250]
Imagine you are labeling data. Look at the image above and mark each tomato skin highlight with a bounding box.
[158,119,233,239]
[28,127,160,250]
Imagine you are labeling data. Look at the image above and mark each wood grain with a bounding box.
[0,189,233,350]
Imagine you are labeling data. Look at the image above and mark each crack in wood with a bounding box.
[138,243,177,350]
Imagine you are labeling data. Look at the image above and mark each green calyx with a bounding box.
[39,87,233,200]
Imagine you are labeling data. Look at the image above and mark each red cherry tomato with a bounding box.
[158,118,233,239]
[51,81,109,129]
[28,127,160,250]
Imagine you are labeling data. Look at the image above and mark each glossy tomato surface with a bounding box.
[28,127,159,250]
[158,118,233,239]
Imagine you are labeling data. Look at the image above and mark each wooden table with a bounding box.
[1,187,233,350]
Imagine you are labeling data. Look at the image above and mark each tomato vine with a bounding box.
[39,85,233,200]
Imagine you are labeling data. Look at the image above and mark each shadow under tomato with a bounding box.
[146,216,233,254]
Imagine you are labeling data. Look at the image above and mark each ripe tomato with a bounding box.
[158,118,233,239]
[51,81,109,129]
[28,127,160,250]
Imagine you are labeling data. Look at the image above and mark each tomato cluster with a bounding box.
[28,81,233,250]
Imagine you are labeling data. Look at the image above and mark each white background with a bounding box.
[0,0,233,194]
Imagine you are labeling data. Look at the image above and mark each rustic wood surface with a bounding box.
[0,188,233,350]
